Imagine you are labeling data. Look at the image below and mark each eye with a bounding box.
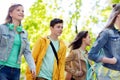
[22,10,24,13]
[16,8,24,13]
[17,9,20,11]
[57,26,60,28]
[57,26,63,29]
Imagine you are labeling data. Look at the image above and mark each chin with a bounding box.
[17,19,23,22]
[58,34,61,36]
[19,18,23,20]
[18,17,24,20]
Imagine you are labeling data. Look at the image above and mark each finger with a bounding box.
[31,71,36,77]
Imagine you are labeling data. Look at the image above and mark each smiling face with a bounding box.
[50,23,63,37]
[10,6,24,22]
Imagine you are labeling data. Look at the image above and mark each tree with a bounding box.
[21,0,119,79]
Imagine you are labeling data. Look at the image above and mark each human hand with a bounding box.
[75,70,83,77]
[78,71,83,76]
[31,70,36,78]
[110,57,117,64]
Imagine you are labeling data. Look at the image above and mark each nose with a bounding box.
[20,10,24,16]
[20,9,24,13]
[60,26,63,30]
[60,28,63,32]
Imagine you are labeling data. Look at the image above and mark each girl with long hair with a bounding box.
[65,31,91,80]
[0,4,36,80]
[88,3,120,80]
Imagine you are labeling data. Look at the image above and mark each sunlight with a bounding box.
[0,0,36,24]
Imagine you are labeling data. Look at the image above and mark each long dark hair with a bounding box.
[106,3,120,28]
[69,31,88,50]
[5,4,23,24]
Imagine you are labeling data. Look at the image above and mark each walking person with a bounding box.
[0,4,36,80]
[88,3,120,80]
[26,18,67,80]
[65,31,94,80]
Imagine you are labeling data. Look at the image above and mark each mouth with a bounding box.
[58,32,62,35]
[59,31,62,33]
[18,15,24,17]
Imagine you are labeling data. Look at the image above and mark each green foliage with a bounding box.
[112,0,120,3]
[21,0,119,79]
[23,0,53,48]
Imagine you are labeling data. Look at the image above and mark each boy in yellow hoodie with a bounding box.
[26,18,67,80]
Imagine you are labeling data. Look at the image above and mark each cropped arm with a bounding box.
[88,30,109,63]
[65,50,77,76]
[23,32,35,71]
[26,37,42,80]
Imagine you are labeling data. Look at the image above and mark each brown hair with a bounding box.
[5,4,23,24]
[69,31,88,50]
[106,3,120,28]
[50,18,63,27]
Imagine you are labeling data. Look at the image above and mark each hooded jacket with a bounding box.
[26,37,66,80]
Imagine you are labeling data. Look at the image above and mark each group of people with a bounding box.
[0,3,120,80]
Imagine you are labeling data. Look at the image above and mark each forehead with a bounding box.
[15,6,23,9]
[54,23,63,26]
[12,6,23,11]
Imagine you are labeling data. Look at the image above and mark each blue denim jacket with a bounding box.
[0,24,35,71]
[88,26,120,71]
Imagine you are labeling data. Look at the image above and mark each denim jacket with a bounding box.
[88,26,120,71]
[0,24,35,71]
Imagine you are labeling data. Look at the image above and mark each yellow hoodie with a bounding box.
[26,37,67,80]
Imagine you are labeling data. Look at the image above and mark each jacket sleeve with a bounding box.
[26,38,42,80]
[88,29,109,63]
[58,42,67,80]
[23,32,36,71]
[65,50,78,76]
[0,25,2,43]
[26,69,35,80]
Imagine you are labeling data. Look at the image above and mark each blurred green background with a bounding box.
[20,0,120,79]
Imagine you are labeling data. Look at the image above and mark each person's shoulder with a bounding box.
[99,28,111,35]
[103,28,115,34]
[35,36,48,42]
[0,24,7,27]
[103,27,115,32]
[59,39,65,44]
[40,36,48,40]
[71,49,79,54]
[0,24,7,30]
[59,39,67,47]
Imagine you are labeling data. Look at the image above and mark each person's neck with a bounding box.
[49,34,58,41]
[12,20,20,28]
[80,43,86,51]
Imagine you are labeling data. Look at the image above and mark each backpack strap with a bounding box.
[49,41,59,65]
